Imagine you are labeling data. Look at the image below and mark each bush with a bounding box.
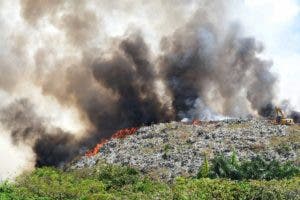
[173,177,300,200]
[92,164,173,199]
[197,153,210,178]
[0,182,19,200]
[8,167,111,200]
[198,154,300,180]
[238,157,299,180]
[96,164,140,189]
[1,162,299,200]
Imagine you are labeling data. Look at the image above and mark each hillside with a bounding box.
[71,119,300,182]
[1,119,300,199]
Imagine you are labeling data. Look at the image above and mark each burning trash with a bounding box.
[85,139,109,157]
[85,127,139,157]
[181,118,201,125]
[192,120,201,125]
[111,127,139,139]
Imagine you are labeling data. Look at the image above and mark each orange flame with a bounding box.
[192,120,201,125]
[111,127,139,139]
[85,127,139,157]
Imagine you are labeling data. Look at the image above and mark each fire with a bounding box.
[192,120,201,125]
[85,139,109,157]
[111,127,139,139]
[85,127,139,157]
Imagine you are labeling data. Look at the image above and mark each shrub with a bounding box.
[1,161,299,199]
[11,167,110,200]
[96,164,140,189]
[173,177,300,200]
[0,182,19,200]
[209,154,242,180]
[197,153,210,178]
[199,154,300,180]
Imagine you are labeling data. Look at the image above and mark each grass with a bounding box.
[1,160,299,200]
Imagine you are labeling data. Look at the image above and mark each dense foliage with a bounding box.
[1,161,299,200]
[174,177,300,200]
[197,154,300,180]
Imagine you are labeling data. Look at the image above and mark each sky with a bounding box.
[239,0,300,109]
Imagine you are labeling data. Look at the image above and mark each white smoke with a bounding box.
[0,125,34,181]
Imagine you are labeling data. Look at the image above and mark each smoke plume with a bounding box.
[0,0,297,174]
[0,99,79,167]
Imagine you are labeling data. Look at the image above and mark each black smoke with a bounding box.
[0,99,79,167]
[259,103,275,118]
[259,102,300,123]
[290,111,300,123]
[91,34,173,128]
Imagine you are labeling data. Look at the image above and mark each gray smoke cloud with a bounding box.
[0,99,79,167]
[0,0,296,171]
[158,8,276,119]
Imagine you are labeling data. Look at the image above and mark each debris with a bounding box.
[73,119,298,182]
[85,127,139,157]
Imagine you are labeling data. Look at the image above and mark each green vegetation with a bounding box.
[275,143,292,155]
[163,144,172,152]
[1,159,299,200]
[173,177,300,200]
[96,164,140,189]
[0,167,110,200]
[198,154,300,180]
[162,144,172,160]
[197,153,210,178]
[0,165,172,200]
